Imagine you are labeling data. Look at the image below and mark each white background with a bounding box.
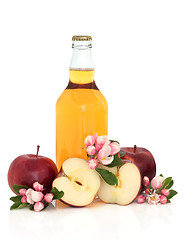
[0,0,184,239]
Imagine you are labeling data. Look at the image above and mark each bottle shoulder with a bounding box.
[56,88,108,109]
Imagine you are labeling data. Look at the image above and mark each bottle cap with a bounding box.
[72,35,92,41]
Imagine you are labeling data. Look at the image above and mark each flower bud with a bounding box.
[21,196,27,203]
[84,135,95,147]
[88,159,98,170]
[44,193,54,203]
[151,177,162,189]
[159,195,167,204]
[145,188,151,194]
[33,182,43,192]
[137,195,145,204]
[143,176,150,187]
[19,188,27,196]
[34,202,44,212]
[161,189,170,196]
[87,145,96,155]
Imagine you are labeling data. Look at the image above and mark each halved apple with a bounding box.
[98,162,142,205]
[52,158,101,207]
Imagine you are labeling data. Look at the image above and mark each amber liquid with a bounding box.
[56,69,108,171]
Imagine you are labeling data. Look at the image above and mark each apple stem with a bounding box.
[116,167,120,187]
[133,145,137,153]
[36,145,40,157]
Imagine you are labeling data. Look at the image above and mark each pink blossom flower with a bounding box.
[44,193,54,203]
[110,142,120,155]
[161,189,170,196]
[84,135,95,147]
[88,159,98,169]
[151,177,163,189]
[26,188,43,204]
[98,145,114,165]
[33,182,43,192]
[19,188,27,196]
[159,195,167,204]
[146,193,160,205]
[98,145,111,160]
[143,176,150,187]
[34,202,44,212]
[21,196,27,203]
[137,195,145,204]
[96,135,108,145]
[87,145,96,155]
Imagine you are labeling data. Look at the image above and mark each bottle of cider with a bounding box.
[56,35,108,171]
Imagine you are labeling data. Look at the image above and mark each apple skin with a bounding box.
[120,146,156,181]
[8,154,58,194]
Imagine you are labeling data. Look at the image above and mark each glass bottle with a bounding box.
[56,35,108,171]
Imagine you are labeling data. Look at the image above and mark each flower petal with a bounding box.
[100,156,114,165]
[26,188,34,204]
[110,142,120,155]
[31,191,44,202]
[96,135,108,145]
[98,145,111,160]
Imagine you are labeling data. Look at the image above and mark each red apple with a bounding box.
[120,145,156,181]
[8,146,58,194]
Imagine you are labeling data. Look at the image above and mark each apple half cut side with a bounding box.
[98,162,142,206]
[52,158,101,207]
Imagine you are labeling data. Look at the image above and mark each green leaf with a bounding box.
[10,197,29,210]
[13,184,29,194]
[119,151,126,158]
[51,187,64,200]
[95,168,118,185]
[10,201,21,210]
[10,195,22,202]
[167,198,171,203]
[106,154,123,168]
[165,180,174,189]
[167,190,177,199]
[17,202,29,209]
[109,140,120,144]
[161,177,172,189]
[159,174,164,177]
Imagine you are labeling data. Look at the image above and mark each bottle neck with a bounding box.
[69,40,94,84]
